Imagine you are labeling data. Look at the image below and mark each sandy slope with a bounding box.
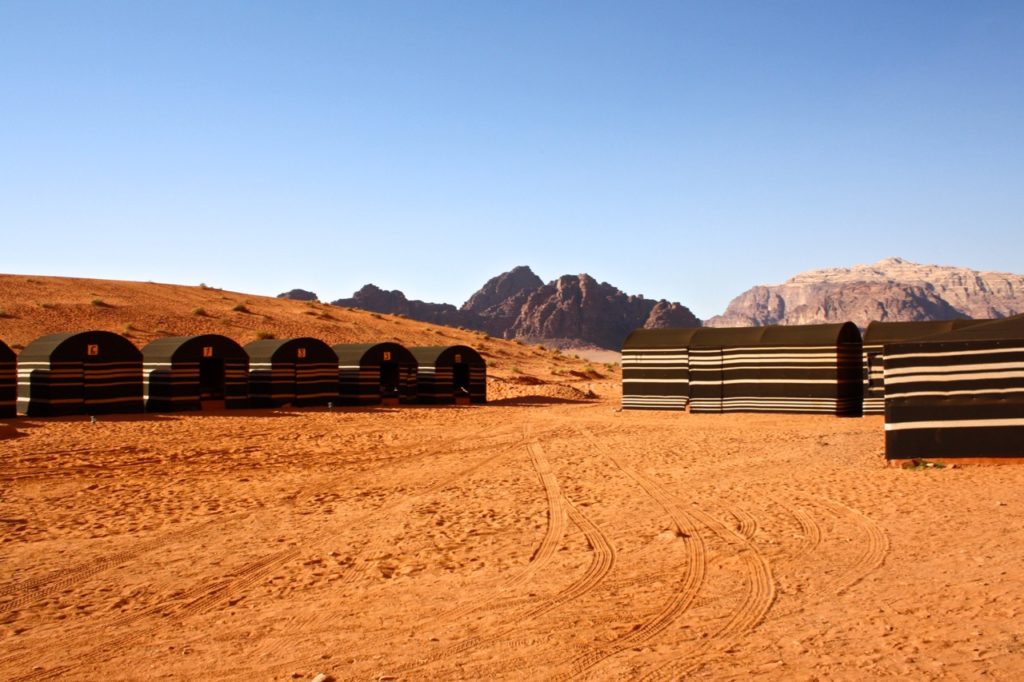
[2,275,1023,680]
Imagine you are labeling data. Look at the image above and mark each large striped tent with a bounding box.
[245,337,339,407]
[17,331,144,416]
[621,328,700,411]
[332,342,417,406]
[0,340,16,418]
[884,315,1024,460]
[143,335,249,411]
[862,320,984,415]
[410,345,486,404]
[689,323,863,415]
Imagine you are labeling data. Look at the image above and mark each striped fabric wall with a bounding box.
[145,360,249,411]
[338,364,417,405]
[690,344,863,415]
[884,339,1024,459]
[621,345,689,410]
[248,361,339,407]
[295,362,339,405]
[416,364,486,404]
[0,342,15,418]
[247,363,295,407]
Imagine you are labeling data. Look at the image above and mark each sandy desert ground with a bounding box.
[3,383,1024,681]
[2,275,1024,680]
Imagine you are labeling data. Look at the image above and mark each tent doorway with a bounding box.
[380,361,400,404]
[199,357,226,407]
[453,363,471,403]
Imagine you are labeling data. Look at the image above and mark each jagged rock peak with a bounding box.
[277,288,318,301]
[461,266,543,313]
[508,274,699,350]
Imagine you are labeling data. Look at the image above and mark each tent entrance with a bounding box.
[380,361,400,403]
[453,363,471,397]
[199,358,226,406]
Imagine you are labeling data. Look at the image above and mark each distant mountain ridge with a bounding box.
[707,257,1024,328]
[328,266,700,350]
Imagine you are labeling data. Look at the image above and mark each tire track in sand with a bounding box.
[551,426,708,681]
[637,499,777,682]
[389,447,615,679]
[813,496,889,595]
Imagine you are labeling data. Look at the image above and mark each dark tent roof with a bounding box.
[20,331,141,362]
[915,314,1024,342]
[142,334,247,362]
[690,322,860,348]
[0,340,14,362]
[410,345,485,366]
[332,342,416,366]
[863,319,984,344]
[244,337,338,364]
[622,328,702,350]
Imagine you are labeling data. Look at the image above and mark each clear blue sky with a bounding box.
[2,1,1022,319]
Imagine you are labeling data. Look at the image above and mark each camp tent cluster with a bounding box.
[623,318,1024,461]
[2,332,486,416]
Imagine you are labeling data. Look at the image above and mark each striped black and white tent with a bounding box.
[884,315,1024,460]
[143,335,249,411]
[621,328,700,411]
[245,337,339,407]
[862,320,984,415]
[0,340,16,418]
[332,342,417,406]
[17,331,144,416]
[410,345,486,404]
[689,323,863,415]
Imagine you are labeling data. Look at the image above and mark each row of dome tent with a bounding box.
[0,333,486,417]
[622,317,1024,461]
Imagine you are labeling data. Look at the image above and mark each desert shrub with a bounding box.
[232,303,250,313]
[318,311,335,320]
[192,307,208,317]
[0,309,12,319]
[537,344,546,351]
[370,312,382,319]
[39,302,55,309]
[123,323,137,335]
[90,298,109,307]
[513,339,523,345]
[256,330,275,340]
[511,365,522,373]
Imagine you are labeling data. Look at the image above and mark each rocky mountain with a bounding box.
[330,266,700,349]
[507,274,700,350]
[707,257,1024,328]
[277,288,319,302]
[331,284,479,329]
